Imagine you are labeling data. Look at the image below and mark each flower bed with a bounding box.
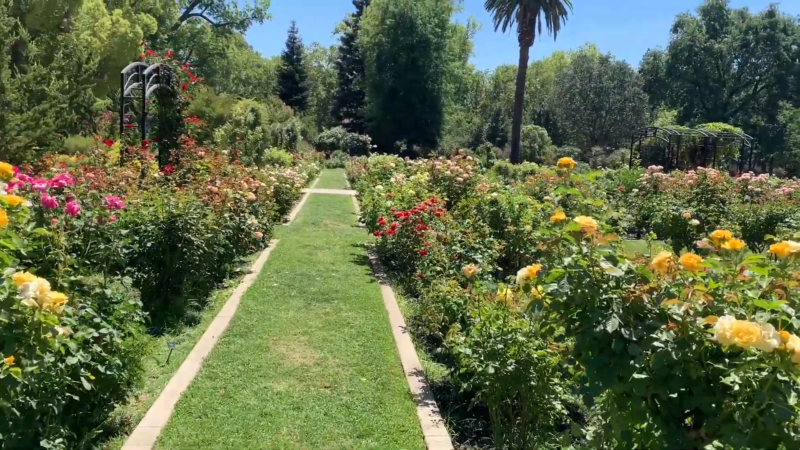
[350,155,800,448]
[0,142,318,448]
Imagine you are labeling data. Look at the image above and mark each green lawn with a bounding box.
[623,239,667,257]
[314,167,349,189]
[156,191,424,449]
[103,253,260,449]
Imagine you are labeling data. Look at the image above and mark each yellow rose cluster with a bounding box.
[709,229,746,251]
[713,316,780,352]
[556,157,576,171]
[13,272,69,314]
[769,240,800,259]
[516,264,542,286]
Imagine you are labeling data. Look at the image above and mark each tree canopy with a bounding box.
[359,0,453,152]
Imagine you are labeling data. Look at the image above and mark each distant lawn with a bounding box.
[314,168,349,189]
[156,192,424,449]
[623,239,666,258]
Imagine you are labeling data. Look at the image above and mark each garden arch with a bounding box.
[119,62,184,167]
[628,126,756,173]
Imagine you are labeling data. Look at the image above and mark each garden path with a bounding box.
[139,171,428,449]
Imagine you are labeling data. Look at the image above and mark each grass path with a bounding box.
[314,167,349,189]
[156,188,424,449]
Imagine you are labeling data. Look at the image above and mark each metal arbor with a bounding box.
[119,62,170,140]
[628,126,756,172]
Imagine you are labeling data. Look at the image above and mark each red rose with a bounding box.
[104,139,114,147]
[387,229,395,236]
[373,230,381,237]
[418,249,428,256]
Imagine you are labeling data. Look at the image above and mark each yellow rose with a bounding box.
[0,162,14,179]
[496,288,513,303]
[0,209,7,228]
[780,330,791,344]
[769,241,800,258]
[12,271,36,287]
[550,210,566,223]
[679,252,704,272]
[714,316,780,352]
[710,229,733,246]
[18,277,51,306]
[3,355,14,366]
[43,291,68,314]
[461,264,479,278]
[573,216,598,234]
[556,157,576,170]
[721,238,746,251]
[516,264,542,285]
[2,195,25,207]
[786,333,800,364]
[650,251,675,274]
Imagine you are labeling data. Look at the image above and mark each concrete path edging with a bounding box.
[122,240,280,450]
[366,249,455,450]
[284,176,320,225]
[302,188,357,196]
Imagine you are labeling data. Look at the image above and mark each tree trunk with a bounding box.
[511,38,532,164]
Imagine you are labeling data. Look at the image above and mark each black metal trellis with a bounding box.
[119,62,169,141]
[629,126,756,173]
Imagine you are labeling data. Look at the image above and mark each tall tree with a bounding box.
[555,46,649,148]
[359,0,452,154]
[333,0,370,134]
[306,43,339,132]
[171,0,270,32]
[652,0,800,165]
[277,21,309,112]
[484,0,572,164]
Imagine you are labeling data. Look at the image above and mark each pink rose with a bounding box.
[65,201,81,218]
[41,194,59,210]
[104,195,126,210]
[32,179,49,193]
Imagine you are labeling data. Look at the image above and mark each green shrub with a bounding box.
[325,150,349,169]
[62,135,96,155]
[263,148,294,167]
[450,300,571,448]
[489,161,539,183]
[315,126,372,156]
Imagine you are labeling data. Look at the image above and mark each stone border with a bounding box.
[302,188,357,196]
[284,176,320,226]
[122,240,280,450]
[366,249,454,450]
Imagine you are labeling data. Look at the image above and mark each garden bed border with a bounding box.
[121,240,279,450]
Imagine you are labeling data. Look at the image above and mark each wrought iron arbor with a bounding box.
[119,62,170,140]
[628,127,756,172]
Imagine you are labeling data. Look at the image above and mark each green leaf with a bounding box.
[753,299,785,311]
[8,367,21,380]
[600,259,624,276]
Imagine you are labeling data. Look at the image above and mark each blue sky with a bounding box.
[245,0,800,70]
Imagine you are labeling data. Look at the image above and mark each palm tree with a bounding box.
[485,0,572,164]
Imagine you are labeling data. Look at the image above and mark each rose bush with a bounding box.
[0,138,317,447]
[351,154,800,449]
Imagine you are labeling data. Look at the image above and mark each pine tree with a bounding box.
[332,0,370,134]
[277,21,309,112]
